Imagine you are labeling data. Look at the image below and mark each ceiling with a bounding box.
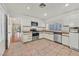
[1,3,79,19]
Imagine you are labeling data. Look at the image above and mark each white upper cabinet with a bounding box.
[38,20,45,27]
[21,18,31,26]
[20,16,46,28]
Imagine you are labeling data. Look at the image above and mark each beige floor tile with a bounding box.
[70,50,79,56]
[4,39,79,56]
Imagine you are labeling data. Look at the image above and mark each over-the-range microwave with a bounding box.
[31,21,38,26]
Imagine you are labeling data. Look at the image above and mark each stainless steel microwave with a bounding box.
[31,21,38,26]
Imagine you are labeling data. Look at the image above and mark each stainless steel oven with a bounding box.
[30,29,39,40]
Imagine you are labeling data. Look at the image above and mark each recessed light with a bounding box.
[65,3,69,7]
[44,13,47,16]
[26,6,30,10]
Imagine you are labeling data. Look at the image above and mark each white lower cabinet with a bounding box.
[44,33,48,39]
[48,34,54,41]
[69,33,79,50]
[54,34,62,43]
[39,32,54,41]
[39,32,44,38]
[22,33,32,43]
[22,32,54,43]
[45,33,54,41]
[62,35,69,46]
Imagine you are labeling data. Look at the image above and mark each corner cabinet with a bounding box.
[48,34,54,41]
[39,32,54,41]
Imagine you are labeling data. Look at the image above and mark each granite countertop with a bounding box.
[22,30,69,37]
[62,34,69,37]
[62,32,69,34]
[22,30,69,34]
[22,31,32,33]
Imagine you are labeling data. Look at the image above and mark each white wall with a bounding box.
[19,16,46,27]
[9,15,46,29]
[0,4,7,56]
[8,15,46,45]
[63,13,79,27]
[8,16,12,48]
[46,9,79,27]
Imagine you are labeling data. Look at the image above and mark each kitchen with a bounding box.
[0,3,79,56]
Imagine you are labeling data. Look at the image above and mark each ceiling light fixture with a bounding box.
[65,3,69,7]
[39,3,46,8]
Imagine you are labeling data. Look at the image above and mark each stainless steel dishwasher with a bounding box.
[54,32,62,43]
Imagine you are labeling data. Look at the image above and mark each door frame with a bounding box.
[5,15,8,49]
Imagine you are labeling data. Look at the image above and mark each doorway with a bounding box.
[5,15,8,49]
[11,24,21,43]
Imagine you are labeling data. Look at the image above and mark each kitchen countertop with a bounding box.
[62,34,69,37]
[39,30,69,34]
[22,30,69,34]
[22,30,69,38]
[22,31,32,33]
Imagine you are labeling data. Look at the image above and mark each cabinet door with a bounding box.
[49,34,54,41]
[22,34,32,42]
[62,36,69,46]
[46,33,54,41]
[54,34,58,41]
[22,35,28,42]
[43,33,50,39]
[69,33,79,49]
[39,32,45,39]
[39,32,54,41]
[57,34,62,43]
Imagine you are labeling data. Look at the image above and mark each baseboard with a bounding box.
[70,47,79,52]
[23,38,42,44]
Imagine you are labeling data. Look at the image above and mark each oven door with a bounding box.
[32,32,39,40]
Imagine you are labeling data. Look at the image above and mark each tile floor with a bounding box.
[3,39,79,56]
